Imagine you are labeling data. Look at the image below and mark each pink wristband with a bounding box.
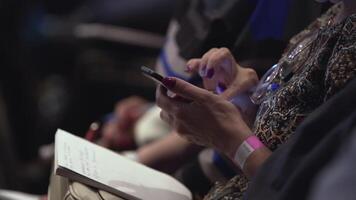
[234,135,265,169]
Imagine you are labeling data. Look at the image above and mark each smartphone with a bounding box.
[141,65,176,96]
[141,66,164,85]
[141,66,192,102]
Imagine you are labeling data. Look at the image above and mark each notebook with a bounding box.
[54,129,192,200]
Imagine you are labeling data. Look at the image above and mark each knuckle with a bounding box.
[219,47,230,55]
[203,48,218,58]
[187,58,199,64]
[245,68,258,81]
[209,54,221,64]
[209,48,219,53]
[191,60,201,68]
[200,57,208,66]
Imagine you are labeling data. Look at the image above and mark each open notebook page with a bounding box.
[55,129,192,200]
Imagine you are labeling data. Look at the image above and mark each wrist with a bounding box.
[226,127,253,159]
[229,134,271,178]
[233,135,265,169]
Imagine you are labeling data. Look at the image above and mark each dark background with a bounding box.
[0,0,176,193]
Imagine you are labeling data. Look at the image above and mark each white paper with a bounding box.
[55,129,192,200]
[0,190,39,200]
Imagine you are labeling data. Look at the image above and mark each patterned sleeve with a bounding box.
[324,16,356,101]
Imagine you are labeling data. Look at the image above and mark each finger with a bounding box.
[115,96,145,117]
[159,110,173,124]
[186,59,201,73]
[156,85,186,113]
[205,48,235,79]
[220,69,259,99]
[200,48,218,77]
[117,104,134,119]
[220,83,243,100]
[215,48,235,75]
[205,50,230,79]
[116,106,136,125]
[162,77,212,102]
[180,133,203,146]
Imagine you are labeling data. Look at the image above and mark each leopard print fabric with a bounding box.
[204,3,356,200]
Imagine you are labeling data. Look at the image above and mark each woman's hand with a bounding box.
[98,96,149,150]
[186,48,259,127]
[156,77,253,158]
[186,48,259,99]
[114,96,149,129]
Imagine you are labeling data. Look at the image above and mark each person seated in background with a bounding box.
[156,0,356,199]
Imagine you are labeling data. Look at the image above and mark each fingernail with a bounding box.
[207,68,214,79]
[216,82,227,94]
[162,77,176,89]
[199,66,207,77]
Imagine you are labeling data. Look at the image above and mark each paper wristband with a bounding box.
[234,135,265,169]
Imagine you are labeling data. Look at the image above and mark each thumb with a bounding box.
[162,77,210,102]
[220,68,259,100]
[220,81,255,100]
[219,83,245,100]
[220,88,238,100]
